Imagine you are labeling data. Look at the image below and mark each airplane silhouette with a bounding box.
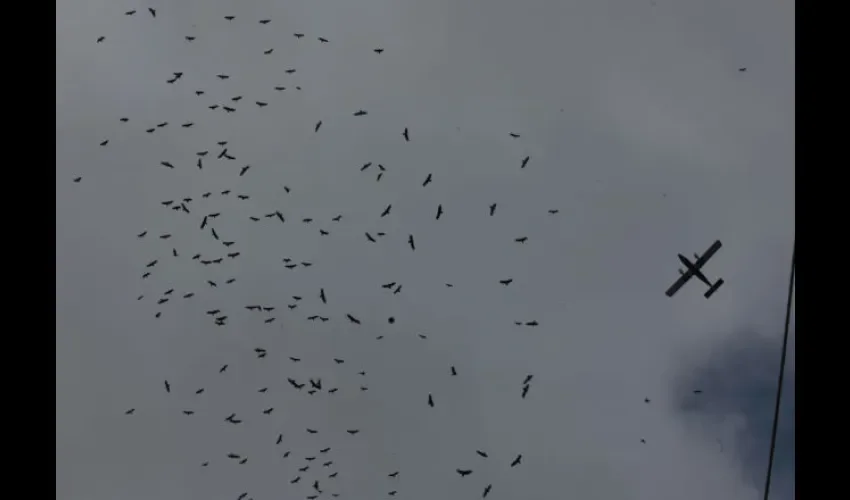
[665,240,724,298]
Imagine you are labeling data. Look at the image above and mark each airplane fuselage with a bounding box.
[678,254,712,286]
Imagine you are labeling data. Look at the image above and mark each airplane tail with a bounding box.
[704,279,724,299]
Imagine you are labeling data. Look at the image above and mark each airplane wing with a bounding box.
[693,240,722,269]
[665,269,694,297]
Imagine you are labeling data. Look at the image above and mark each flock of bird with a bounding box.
[72,6,708,500]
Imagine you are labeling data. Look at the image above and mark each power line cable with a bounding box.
[762,241,795,500]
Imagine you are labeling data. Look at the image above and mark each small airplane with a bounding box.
[665,240,724,298]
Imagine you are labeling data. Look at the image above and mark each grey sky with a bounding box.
[56,1,794,499]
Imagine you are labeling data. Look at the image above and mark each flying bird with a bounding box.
[318,37,329,43]
[388,472,399,477]
[306,428,318,434]
[346,314,361,325]
[259,19,271,24]
[515,236,528,243]
[511,454,522,467]
[294,33,304,38]
[100,140,108,146]
[483,484,493,497]
[240,165,250,176]
[224,16,235,21]
[353,110,367,116]
[256,101,268,107]
[125,408,135,415]
[402,127,410,141]
[164,380,171,393]
[523,374,533,385]
[509,133,520,138]
[521,156,530,168]
[428,394,434,407]
[315,121,322,132]
[365,232,376,243]
[451,366,457,376]
[125,10,136,15]
[381,204,392,217]
[456,469,473,477]
[408,234,416,250]
[476,450,488,458]
[217,74,230,80]
[97,36,104,43]
[436,204,443,220]
[346,429,360,435]
[489,203,497,216]
[374,48,384,53]
[160,161,174,168]
[499,278,513,285]
[320,288,327,304]
[522,385,530,398]
[423,173,433,186]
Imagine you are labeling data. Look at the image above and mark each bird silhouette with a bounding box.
[346,429,360,435]
[511,454,522,467]
[346,314,361,324]
[521,156,530,168]
[374,48,384,53]
[499,278,513,285]
[436,205,444,219]
[320,288,327,304]
[97,36,105,43]
[353,110,367,116]
[523,374,533,385]
[408,234,416,250]
[456,469,473,477]
[428,394,434,407]
[259,19,271,24]
[515,236,528,243]
[294,33,304,38]
[318,37,329,43]
[483,484,493,497]
[164,380,171,393]
[381,204,392,217]
[315,121,323,132]
[402,128,410,141]
[522,385,530,398]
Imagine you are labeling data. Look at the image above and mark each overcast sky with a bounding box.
[56,1,795,499]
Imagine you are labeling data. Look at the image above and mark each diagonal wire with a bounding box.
[762,241,795,500]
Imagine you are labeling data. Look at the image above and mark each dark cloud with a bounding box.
[674,317,795,500]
